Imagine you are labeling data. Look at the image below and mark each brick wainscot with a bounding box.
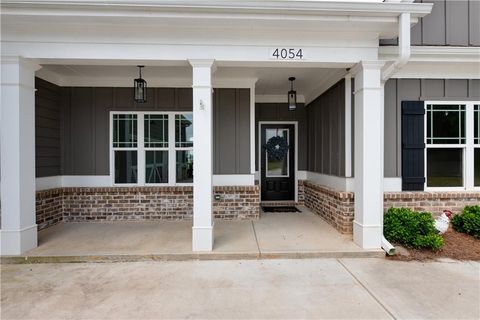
[34,185,260,230]
[384,191,480,216]
[30,182,480,233]
[303,180,480,235]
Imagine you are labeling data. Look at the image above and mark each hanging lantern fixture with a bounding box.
[288,77,297,111]
[134,65,147,103]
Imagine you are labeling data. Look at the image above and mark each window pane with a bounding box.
[176,150,193,183]
[115,151,137,184]
[266,128,289,177]
[426,105,465,144]
[427,148,463,187]
[144,114,168,148]
[475,105,479,145]
[113,114,137,148]
[475,148,480,187]
[175,114,193,147]
[145,151,168,184]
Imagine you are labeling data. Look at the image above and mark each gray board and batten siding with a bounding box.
[306,79,347,177]
[384,79,480,178]
[255,79,348,177]
[34,79,251,177]
[255,102,308,171]
[35,78,62,177]
[35,77,480,181]
[380,0,480,47]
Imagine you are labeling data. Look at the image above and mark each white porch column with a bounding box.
[351,61,385,249]
[0,56,40,255]
[189,59,215,251]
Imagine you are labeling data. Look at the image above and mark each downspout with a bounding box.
[380,11,411,255]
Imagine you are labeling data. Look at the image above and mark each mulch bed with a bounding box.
[388,229,480,261]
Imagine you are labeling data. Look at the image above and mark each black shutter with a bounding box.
[401,101,425,191]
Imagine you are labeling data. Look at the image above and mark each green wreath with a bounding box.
[265,135,289,161]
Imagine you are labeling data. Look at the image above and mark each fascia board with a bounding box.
[1,1,433,19]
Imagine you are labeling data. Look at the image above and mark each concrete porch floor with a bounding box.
[18,206,382,260]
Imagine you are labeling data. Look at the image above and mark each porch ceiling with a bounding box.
[38,64,346,104]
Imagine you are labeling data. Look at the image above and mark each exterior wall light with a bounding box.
[288,77,297,111]
[134,65,147,103]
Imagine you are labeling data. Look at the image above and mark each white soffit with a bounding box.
[1,1,432,39]
[379,46,480,79]
[36,64,347,100]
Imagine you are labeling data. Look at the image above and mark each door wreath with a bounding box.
[265,135,289,161]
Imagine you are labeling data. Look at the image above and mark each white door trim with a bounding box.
[258,121,299,203]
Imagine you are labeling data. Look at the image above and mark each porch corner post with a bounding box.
[0,56,40,255]
[189,59,215,251]
[351,61,385,249]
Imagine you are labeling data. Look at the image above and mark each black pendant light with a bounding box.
[134,65,147,103]
[288,77,297,111]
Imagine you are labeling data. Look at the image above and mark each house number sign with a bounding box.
[269,48,305,60]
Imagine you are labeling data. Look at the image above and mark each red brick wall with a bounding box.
[34,185,260,228]
[213,186,260,219]
[63,187,194,222]
[304,181,480,234]
[31,183,480,234]
[36,189,63,230]
[384,191,480,217]
[298,180,305,205]
[303,181,355,234]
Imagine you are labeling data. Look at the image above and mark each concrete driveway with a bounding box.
[1,258,479,319]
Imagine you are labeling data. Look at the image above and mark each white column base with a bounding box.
[192,223,214,252]
[0,224,37,256]
[353,221,382,249]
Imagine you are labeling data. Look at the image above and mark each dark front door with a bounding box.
[261,124,295,201]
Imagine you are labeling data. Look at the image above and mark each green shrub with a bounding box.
[413,234,444,250]
[452,206,480,239]
[384,207,444,250]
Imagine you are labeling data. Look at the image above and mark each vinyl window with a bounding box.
[111,112,193,186]
[425,102,479,190]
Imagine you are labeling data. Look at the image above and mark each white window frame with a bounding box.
[424,101,479,191]
[475,104,480,190]
[174,114,194,186]
[109,111,193,186]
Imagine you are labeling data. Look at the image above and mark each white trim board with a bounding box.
[37,174,404,192]
[304,172,402,193]
[258,170,402,192]
[306,171,355,192]
[36,175,255,191]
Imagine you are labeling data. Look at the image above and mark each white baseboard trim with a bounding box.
[383,177,402,192]
[36,176,62,190]
[297,170,308,180]
[62,175,111,187]
[306,171,355,192]
[0,224,38,256]
[36,174,255,191]
[212,174,255,186]
[36,175,110,190]
[303,172,402,192]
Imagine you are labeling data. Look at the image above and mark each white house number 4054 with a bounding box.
[271,48,304,60]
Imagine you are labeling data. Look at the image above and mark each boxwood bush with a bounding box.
[451,205,480,239]
[384,207,444,250]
